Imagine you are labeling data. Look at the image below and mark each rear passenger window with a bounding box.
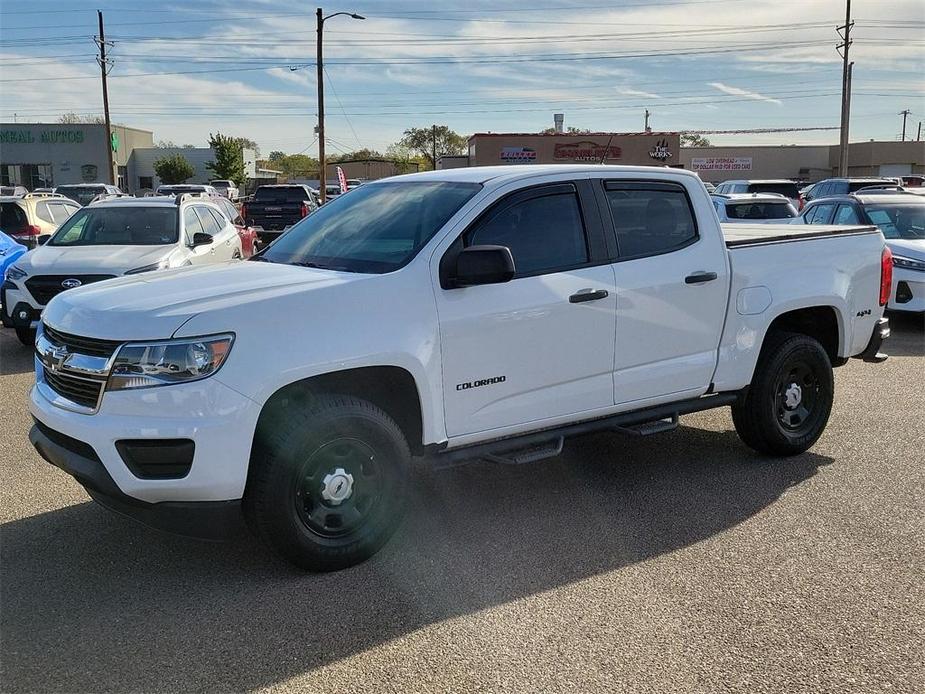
[465,189,588,276]
[833,205,860,224]
[35,202,54,223]
[808,203,835,224]
[604,182,698,258]
[184,207,205,240]
[194,207,221,236]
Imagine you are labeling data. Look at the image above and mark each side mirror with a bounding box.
[451,245,515,288]
[37,234,52,245]
[191,232,212,247]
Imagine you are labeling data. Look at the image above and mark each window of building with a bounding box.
[139,176,153,190]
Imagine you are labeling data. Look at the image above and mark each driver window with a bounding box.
[183,206,205,244]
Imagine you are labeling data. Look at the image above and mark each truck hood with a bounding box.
[19,244,174,275]
[41,261,364,341]
[886,238,925,261]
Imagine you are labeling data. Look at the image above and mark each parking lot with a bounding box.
[0,315,921,693]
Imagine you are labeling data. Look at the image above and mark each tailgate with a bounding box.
[723,222,879,247]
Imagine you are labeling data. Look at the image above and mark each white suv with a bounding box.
[2,194,242,344]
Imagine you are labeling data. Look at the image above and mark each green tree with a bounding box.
[681,133,712,147]
[206,132,246,185]
[153,153,195,184]
[329,148,384,163]
[233,136,260,158]
[57,113,105,124]
[385,143,428,174]
[398,125,466,170]
[267,150,286,162]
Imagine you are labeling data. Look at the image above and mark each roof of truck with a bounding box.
[386,164,701,185]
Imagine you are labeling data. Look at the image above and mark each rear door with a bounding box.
[182,206,214,265]
[806,202,836,225]
[435,179,617,438]
[597,178,729,405]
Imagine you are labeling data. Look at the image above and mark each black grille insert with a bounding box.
[25,274,115,306]
[116,439,195,479]
[43,324,123,358]
[43,367,104,409]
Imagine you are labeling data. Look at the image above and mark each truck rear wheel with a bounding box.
[732,331,834,457]
[244,394,410,571]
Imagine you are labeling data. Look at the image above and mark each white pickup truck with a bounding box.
[28,165,892,571]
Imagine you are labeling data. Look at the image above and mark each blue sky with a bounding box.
[1,0,923,156]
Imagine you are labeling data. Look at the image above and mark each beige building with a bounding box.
[324,158,417,181]
[681,140,925,184]
[467,132,682,168]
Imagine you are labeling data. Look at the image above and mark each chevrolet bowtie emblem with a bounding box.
[48,344,68,370]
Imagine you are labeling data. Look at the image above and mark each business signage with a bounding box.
[691,157,753,171]
[500,146,536,164]
[554,141,621,162]
[649,138,673,161]
[0,129,86,145]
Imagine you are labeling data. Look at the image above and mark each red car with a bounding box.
[215,196,258,257]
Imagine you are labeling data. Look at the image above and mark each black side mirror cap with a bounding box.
[191,232,212,247]
[450,245,515,288]
[37,234,52,245]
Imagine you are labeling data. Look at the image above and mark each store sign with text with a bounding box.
[691,157,753,171]
[554,141,621,162]
[0,129,86,145]
[500,146,537,164]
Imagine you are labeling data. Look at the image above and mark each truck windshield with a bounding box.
[48,207,179,246]
[254,187,310,202]
[865,203,925,240]
[256,181,481,273]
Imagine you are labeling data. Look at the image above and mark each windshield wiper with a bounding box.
[290,261,350,271]
[249,255,275,262]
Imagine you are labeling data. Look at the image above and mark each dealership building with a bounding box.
[0,122,256,193]
[465,131,682,168]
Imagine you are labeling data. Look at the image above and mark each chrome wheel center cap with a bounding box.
[784,383,802,409]
[320,467,354,505]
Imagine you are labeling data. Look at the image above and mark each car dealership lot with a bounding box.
[1,316,922,693]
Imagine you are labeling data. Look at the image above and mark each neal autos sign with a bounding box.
[0,129,86,145]
[554,141,622,162]
[691,157,753,171]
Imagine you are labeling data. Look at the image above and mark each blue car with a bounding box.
[0,229,28,327]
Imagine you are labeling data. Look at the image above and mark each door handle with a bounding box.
[569,289,609,303]
[685,271,718,284]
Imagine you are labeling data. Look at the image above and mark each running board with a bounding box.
[429,392,741,468]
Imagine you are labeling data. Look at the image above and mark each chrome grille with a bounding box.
[42,367,104,409]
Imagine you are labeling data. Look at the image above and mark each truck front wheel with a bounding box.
[732,331,834,457]
[245,395,411,571]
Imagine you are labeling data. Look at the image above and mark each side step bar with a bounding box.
[431,392,740,468]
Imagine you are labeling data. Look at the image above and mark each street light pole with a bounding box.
[316,8,364,204]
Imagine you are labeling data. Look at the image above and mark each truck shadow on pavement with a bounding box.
[883,312,924,357]
[0,330,33,376]
[1,425,832,693]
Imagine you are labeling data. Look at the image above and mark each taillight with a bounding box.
[12,224,41,238]
[240,203,248,220]
[300,201,309,217]
[798,194,805,211]
[880,246,893,306]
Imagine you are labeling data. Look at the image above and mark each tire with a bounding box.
[244,394,411,571]
[14,326,35,346]
[732,331,834,457]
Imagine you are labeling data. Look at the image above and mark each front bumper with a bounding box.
[1,281,42,328]
[887,268,925,314]
[29,421,244,540]
[856,317,890,363]
[30,365,262,506]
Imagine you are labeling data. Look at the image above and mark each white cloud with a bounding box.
[708,82,782,105]
[618,88,661,99]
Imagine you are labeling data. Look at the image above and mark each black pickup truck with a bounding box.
[241,185,318,246]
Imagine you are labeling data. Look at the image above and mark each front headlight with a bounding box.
[125,259,170,275]
[5,264,27,281]
[892,254,925,272]
[106,334,234,391]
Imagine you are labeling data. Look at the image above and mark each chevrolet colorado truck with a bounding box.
[27,165,892,571]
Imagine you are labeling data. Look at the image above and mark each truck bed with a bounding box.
[723,223,879,248]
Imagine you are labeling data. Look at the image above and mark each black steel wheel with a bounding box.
[732,331,834,457]
[245,394,410,571]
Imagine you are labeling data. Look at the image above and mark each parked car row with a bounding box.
[1,192,257,344]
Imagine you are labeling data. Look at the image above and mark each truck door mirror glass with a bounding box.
[37,234,52,245]
[452,245,515,287]
[192,232,212,247]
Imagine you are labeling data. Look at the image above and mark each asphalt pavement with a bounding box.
[1,315,922,693]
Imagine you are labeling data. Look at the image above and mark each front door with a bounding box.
[598,178,729,405]
[435,181,617,438]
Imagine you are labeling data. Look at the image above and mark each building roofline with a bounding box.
[468,131,679,141]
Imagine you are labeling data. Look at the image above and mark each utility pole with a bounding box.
[836,0,852,177]
[899,109,911,141]
[644,109,651,133]
[431,124,437,170]
[917,120,922,142]
[315,8,364,203]
[316,8,326,203]
[96,10,115,185]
